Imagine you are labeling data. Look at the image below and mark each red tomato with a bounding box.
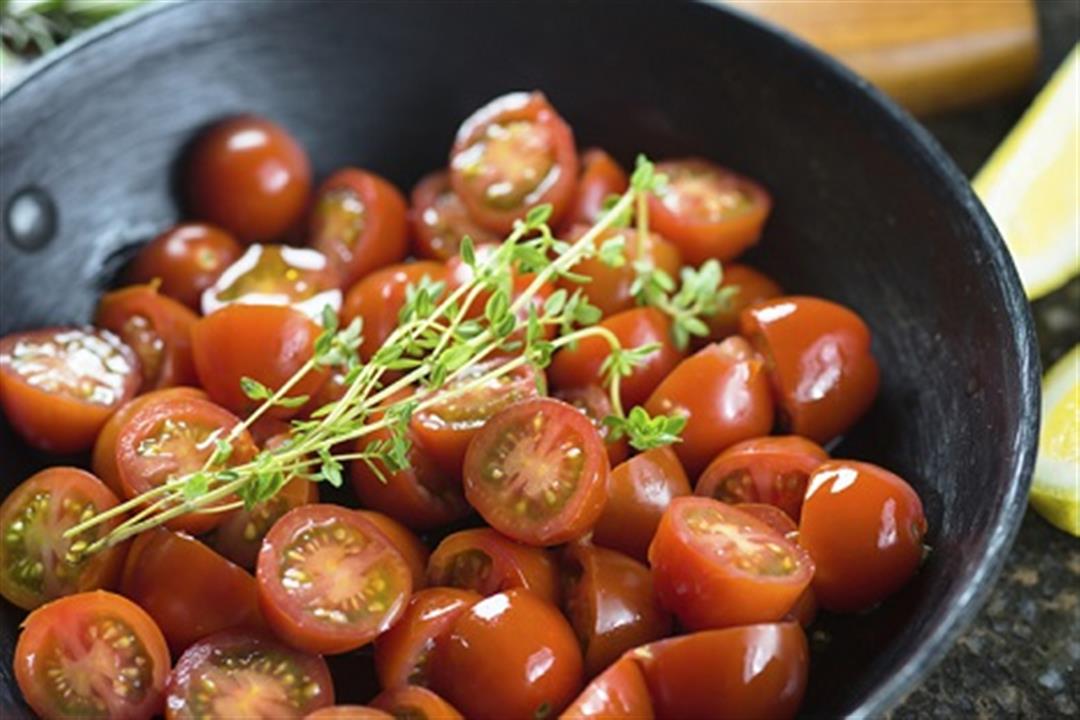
[0,467,127,610]
[409,169,501,260]
[15,591,170,720]
[0,326,140,453]
[799,460,927,612]
[186,115,311,244]
[357,510,430,591]
[630,623,808,720]
[553,385,630,466]
[256,504,413,654]
[429,589,584,720]
[788,585,819,628]
[309,168,409,288]
[248,415,294,448]
[427,528,559,604]
[696,436,828,521]
[648,497,814,630]
[740,296,880,444]
[591,446,690,563]
[449,91,578,233]
[164,630,334,719]
[127,223,242,310]
[644,336,774,477]
[201,244,342,320]
[306,708,393,719]
[464,398,609,546]
[371,685,463,719]
[646,158,772,264]
[735,502,798,536]
[559,657,655,720]
[559,148,629,230]
[705,264,782,341]
[374,587,481,689]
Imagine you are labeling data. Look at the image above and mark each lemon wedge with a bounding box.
[973,46,1079,300]
[1030,344,1080,536]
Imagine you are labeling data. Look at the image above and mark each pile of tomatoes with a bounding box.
[0,91,928,720]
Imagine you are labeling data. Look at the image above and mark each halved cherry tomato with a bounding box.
[549,307,683,409]
[704,264,782,341]
[559,656,654,720]
[561,543,672,677]
[799,460,927,612]
[734,502,798,536]
[644,336,774,476]
[559,148,629,230]
[464,398,609,546]
[629,622,808,720]
[0,467,127,610]
[192,304,328,419]
[740,296,880,444]
[696,436,828,521]
[0,326,140,453]
[553,385,629,466]
[96,284,199,390]
[371,684,464,719]
[201,244,342,320]
[646,158,772,264]
[357,510,429,591]
[341,261,447,361]
[409,169,501,260]
[256,504,413,654]
[186,115,311,244]
[15,590,170,720]
[449,91,578,233]
[309,168,409,288]
[306,707,393,719]
[165,630,334,719]
[426,528,558,604]
[430,589,584,720]
[649,497,814,630]
[374,587,481,689]
[127,223,243,310]
[591,446,690,563]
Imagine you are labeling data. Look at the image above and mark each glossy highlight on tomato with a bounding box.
[427,528,559,603]
[409,169,500,260]
[705,264,782,341]
[127,222,242,310]
[559,656,654,719]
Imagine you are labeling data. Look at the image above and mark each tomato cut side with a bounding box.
[553,385,629,466]
[427,528,559,603]
[409,169,501,260]
[356,510,430,591]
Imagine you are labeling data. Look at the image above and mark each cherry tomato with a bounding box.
[409,169,501,260]
[427,528,559,604]
[15,590,170,720]
[696,436,828,521]
[371,685,463,719]
[559,656,654,720]
[306,707,393,719]
[309,168,409,289]
[559,148,629,230]
[734,502,798,536]
[201,244,342,320]
[248,414,294,448]
[164,630,334,719]
[629,622,808,720]
[127,223,243,310]
[644,336,774,477]
[646,158,772,264]
[449,91,578,233]
[0,326,140,453]
[704,264,782,341]
[561,543,672,678]
[799,460,927,612]
[374,587,481,689]
[740,296,880,444]
[649,497,814,630]
[553,385,629,466]
[0,467,127,610]
[464,397,609,546]
[341,261,447,361]
[186,115,311,243]
[590,446,691,563]
[445,251,557,346]
[429,589,584,720]
[256,504,413,654]
[357,510,429,591]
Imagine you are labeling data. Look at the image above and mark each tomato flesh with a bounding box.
[409,169,500,260]
[553,385,630,466]
[201,243,342,319]
[427,528,559,604]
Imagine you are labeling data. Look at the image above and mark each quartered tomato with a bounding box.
[409,169,501,260]
[799,460,927,612]
[371,683,464,719]
[740,296,879,444]
[696,436,828,521]
[464,398,609,546]
[553,385,629,466]
[96,284,199,390]
[561,543,672,678]
[449,91,578,233]
[559,148,630,230]
[427,528,559,604]
[648,497,814,630]
[309,168,409,288]
[164,631,334,719]
[630,622,808,720]
[430,589,584,720]
[306,707,392,719]
[127,223,242,310]
[357,510,429,591]
[0,326,140,453]
[704,264,782,341]
[201,244,342,320]
[644,336,774,476]
[0,467,127,611]
[559,656,654,720]
[15,591,170,720]
[646,158,772,264]
[256,504,413,654]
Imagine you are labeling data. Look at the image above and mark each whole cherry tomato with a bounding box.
[559,148,629,230]
[371,685,464,719]
[127,223,242,310]
[341,261,447,361]
[357,509,430,591]
[704,264,782,340]
[409,169,501,260]
[427,528,559,604]
[553,385,630,466]
[559,657,655,719]
[201,244,342,320]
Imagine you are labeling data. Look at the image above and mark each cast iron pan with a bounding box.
[0,1,1040,716]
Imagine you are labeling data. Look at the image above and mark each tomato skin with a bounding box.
[15,590,170,720]
[553,385,630,466]
[630,623,808,720]
[309,168,409,289]
[127,223,243,310]
[696,436,828,521]
[426,528,559,604]
[357,510,429,591]
[186,115,311,244]
[644,336,774,477]
[799,460,927,612]
[306,707,393,719]
[559,656,654,720]
[591,446,691,563]
[740,296,880,444]
[429,589,584,720]
[705,264,782,341]
[409,169,501,260]
[371,685,464,719]
[559,148,629,230]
